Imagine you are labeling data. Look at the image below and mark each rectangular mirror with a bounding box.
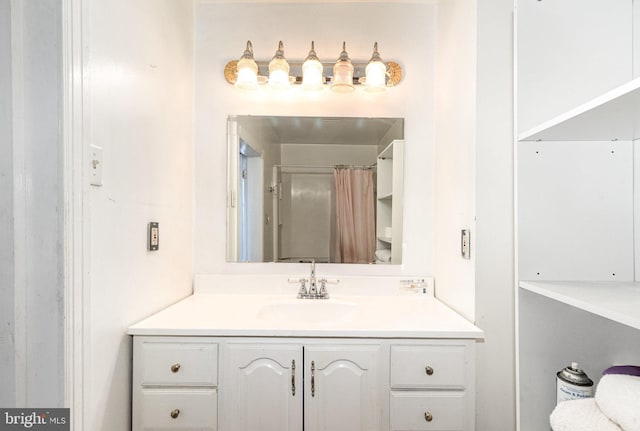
[227,115,404,264]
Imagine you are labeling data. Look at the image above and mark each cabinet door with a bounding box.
[222,344,302,431]
[304,344,382,431]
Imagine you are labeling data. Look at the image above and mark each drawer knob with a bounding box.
[170,363,181,373]
[424,411,433,422]
[425,366,434,376]
[170,409,180,419]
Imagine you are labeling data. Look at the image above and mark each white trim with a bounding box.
[62,0,89,429]
[10,0,26,407]
[512,1,521,430]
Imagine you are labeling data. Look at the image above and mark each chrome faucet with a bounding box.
[309,260,317,295]
[288,260,339,299]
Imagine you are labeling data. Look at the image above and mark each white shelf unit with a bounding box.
[518,286,640,431]
[519,77,640,142]
[519,281,640,331]
[517,100,640,428]
[376,140,404,264]
[516,2,640,430]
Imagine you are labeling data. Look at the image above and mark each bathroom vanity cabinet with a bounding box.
[132,336,475,431]
[515,1,640,429]
[128,277,482,431]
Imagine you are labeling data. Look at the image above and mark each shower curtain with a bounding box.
[332,168,376,264]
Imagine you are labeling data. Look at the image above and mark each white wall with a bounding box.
[475,0,516,429]
[0,0,15,407]
[280,144,377,167]
[1,0,65,408]
[433,0,477,321]
[517,0,632,133]
[20,0,65,407]
[86,1,194,429]
[194,1,436,277]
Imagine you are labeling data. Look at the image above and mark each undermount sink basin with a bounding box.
[257,299,358,323]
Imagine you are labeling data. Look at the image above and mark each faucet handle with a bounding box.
[288,277,306,283]
[318,279,328,297]
[318,278,339,298]
[288,278,309,297]
[320,278,340,285]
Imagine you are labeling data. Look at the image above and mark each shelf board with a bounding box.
[520,280,640,330]
[377,236,392,244]
[378,141,394,159]
[519,77,640,142]
[377,192,392,200]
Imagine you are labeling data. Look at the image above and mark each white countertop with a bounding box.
[127,293,483,339]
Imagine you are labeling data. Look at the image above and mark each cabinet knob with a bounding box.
[170,363,181,373]
[425,366,434,376]
[424,411,433,422]
[170,409,180,419]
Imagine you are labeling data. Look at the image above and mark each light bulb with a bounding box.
[302,41,324,91]
[235,41,258,91]
[331,42,354,93]
[365,42,387,93]
[268,41,290,91]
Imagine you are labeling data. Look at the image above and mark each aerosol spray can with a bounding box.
[556,362,594,404]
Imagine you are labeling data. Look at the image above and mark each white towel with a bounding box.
[550,398,622,431]
[596,374,640,431]
[374,249,391,263]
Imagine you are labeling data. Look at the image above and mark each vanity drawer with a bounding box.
[139,388,217,430]
[139,340,218,386]
[390,345,467,389]
[390,391,466,431]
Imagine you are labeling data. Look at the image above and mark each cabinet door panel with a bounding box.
[304,345,382,431]
[222,344,302,431]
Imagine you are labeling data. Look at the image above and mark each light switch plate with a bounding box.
[461,229,470,259]
[148,222,159,251]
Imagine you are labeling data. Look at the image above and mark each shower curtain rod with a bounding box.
[275,163,377,170]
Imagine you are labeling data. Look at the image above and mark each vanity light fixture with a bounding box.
[364,42,387,93]
[224,40,403,91]
[330,42,355,93]
[302,41,324,91]
[234,41,259,91]
[268,41,291,90]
